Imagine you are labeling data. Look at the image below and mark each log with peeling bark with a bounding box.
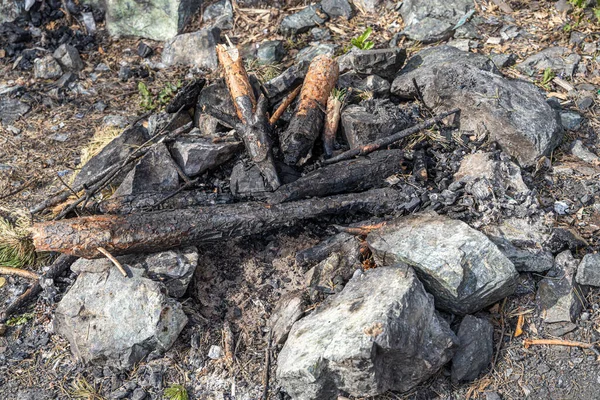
[92,190,234,215]
[280,55,339,166]
[32,188,408,259]
[267,149,406,204]
[217,44,281,190]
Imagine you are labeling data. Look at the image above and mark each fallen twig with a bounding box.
[269,85,301,126]
[333,221,388,236]
[0,266,39,280]
[323,108,460,165]
[96,247,128,277]
[262,332,272,400]
[524,338,595,349]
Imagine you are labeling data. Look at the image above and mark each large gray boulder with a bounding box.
[277,266,458,399]
[162,28,220,70]
[391,46,563,167]
[400,0,472,43]
[105,0,203,41]
[54,267,188,369]
[367,213,518,315]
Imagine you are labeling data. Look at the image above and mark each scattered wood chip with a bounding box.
[514,314,524,337]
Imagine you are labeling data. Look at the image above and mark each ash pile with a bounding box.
[2,1,599,399]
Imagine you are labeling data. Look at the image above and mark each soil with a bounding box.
[2,1,600,399]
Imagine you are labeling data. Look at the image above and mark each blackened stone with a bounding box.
[72,125,149,188]
[0,97,31,125]
[338,48,406,80]
[230,162,269,199]
[170,132,242,177]
[166,78,206,113]
[147,111,192,137]
[56,72,76,88]
[322,0,353,19]
[280,4,329,36]
[53,44,84,72]
[263,61,309,103]
[118,65,132,81]
[137,42,153,58]
[113,143,179,196]
[451,315,494,383]
[338,72,390,97]
[196,79,238,127]
[546,228,588,254]
[341,99,412,148]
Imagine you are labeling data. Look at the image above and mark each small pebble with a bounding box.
[581,312,590,321]
[208,345,224,360]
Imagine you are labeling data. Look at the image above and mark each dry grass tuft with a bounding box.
[71,125,122,181]
[0,208,36,268]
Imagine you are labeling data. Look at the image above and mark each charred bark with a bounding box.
[32,188,408,259]
[267,149,406,204]
[280,55,339,166]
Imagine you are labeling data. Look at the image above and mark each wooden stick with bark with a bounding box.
[217,44,281,190]
[32,188,409,259]
[322,89,345,158]
[280,55,339,166]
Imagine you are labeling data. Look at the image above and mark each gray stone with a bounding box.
[56,72,76,88]
[277,266,458,399]
[82,12,97,35]
[571,140,598,163]
[338,72,391,98]
[454,152,529,196]
[194,113,220,136]
[256,40,286,65]
[367,212,518,314]
[0,97,30,125]
[576,253,600,287]
[203,0,233,30]
[269,291,307,345]
[53,44,84,73]
[113,143,179,196]
[322,0,353,19]
[0,0,20,23]
[208,345,224,359]
[451,315,494,383]
[577,96,594,111]
[72,125,148,188]
[34,55,63,79]
[352,0,383,12]
[70,247,198,298]
[170,133,242,177]
[400,0,472,43]
[516,47,581,77]
[131,388,147,400]
[537,250,587,323]
[561,112,584,131]
[264,61,309,103]
[484,217,554,273]
[305,248,362,298]
[105,0,202,41]
[489,53,516,69]
[230,162,269,198]
[338,48,406,80]
[280,4,329,36]
[391,46,563,167]
[147,111,192,137]
[103,115,130,128]
[54,267,188,369]
[341,99,413,148]
[311,27,331,41]
[447,38,472,52]
[196,80,237,125]
[296,232,362,268]
[295,43,337,65]
[162,28,220,71]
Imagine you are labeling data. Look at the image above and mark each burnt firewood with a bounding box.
[32,188,408,259]
[92,190,234,214]
[268,149,406,204]
[280,55,339,166]
[217,43,281,190]
[413,149,428,181]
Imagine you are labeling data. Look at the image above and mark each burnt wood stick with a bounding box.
[267,149,406,204]
[280,55,339,166]
[92,190,234,215]
[412,149,428,181]
[324,108,460,165]
[32,188,407,259]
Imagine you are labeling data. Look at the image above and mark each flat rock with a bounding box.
[105,0,202,40]
[34,55,63,79]
[277,266,458,399]
[295,43,337,65]
[338,48,406,80]
[113,143,179,196]
[0,97,30,125]
[54,266,188,369]
[391,46,563,167]
[196,79,238,126]
[162,28,220,71]
[170,133,242,177]
[570,140,598,163]
[203,0,233,30]
[367,212,518,315]
[576,253,600,287]
[484,216,554,273]
[70,247,198,297]
[53,44,84,73]
[451,315,494,383]
[269,291,307,345]
[280,4,329,36]
[72,125,149,188]
[516,47,581,77]
[400,0,472,43]
[537,250,587,323]
[341,99,413,148]
[321,0,353,19]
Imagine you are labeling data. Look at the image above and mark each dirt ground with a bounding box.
[2,1,600,399]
